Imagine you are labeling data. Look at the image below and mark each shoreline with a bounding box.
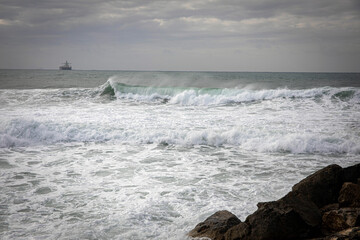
[189,163,360,240]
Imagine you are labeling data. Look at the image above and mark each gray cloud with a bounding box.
[0,0,359,71]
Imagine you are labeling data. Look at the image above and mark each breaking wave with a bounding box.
[1,78,358,107]
[98,78,360,106]
[1,76,359,153]
[1,118,359,155]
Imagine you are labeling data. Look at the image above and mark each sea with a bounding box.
[0,70,359,239]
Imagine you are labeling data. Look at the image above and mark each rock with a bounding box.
[245,205,308,239]
[304,227,360,240]
[224,223,250,240]
[320,203,340,215]
[322,208,360,234]
[326,227,360,240]
[244,191,321,240]
[189,163,360,240]
[283,192,322,228]
[342,164,360,183]
[292,164,343,208]
[338,182,360,208]
[188,210,241,240]
[322,210,350,234]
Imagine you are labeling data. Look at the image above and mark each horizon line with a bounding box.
[0,68,359,74]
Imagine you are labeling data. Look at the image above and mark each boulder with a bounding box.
[292,164,343,208]
[244,191,321,240]
[338,182,360,208]
[224,223,250,240]
[342,164,360,183]
[188,210,241,240]
[189,163,360,240]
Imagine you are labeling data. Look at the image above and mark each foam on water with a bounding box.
[1,85,359,154]
[0,126,349,154]
[0,143,358,239]
[1,71,360,239]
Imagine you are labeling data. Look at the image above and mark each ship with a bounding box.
[59,61,72,70]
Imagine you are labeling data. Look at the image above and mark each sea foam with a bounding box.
[1,71,360,240]
[1,118,359,155]
[1,79,359,154]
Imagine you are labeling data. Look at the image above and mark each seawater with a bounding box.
[0,70,359,239]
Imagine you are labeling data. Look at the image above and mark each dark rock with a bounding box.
[283,192,322,228]
[189,163,360,240]
[304,227,360,240]
[188,210,241,240]
[224,223,250,240]
[246,205,308,239]
[342,164,360,183]
[292,164,343,208]
[326,227,360,240]
[244,191,321,240]
[338,182,360,208]
[322,208,360,235]
[320,203,340,215]
[341,208,360,227]
[321,210,350,234]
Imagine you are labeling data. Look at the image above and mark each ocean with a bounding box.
[0,70,359,239]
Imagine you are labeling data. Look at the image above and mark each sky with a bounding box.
[0,0,359,72]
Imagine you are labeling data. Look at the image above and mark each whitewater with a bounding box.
[0,70,359,239]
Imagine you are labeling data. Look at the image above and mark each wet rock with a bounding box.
[292,164,343,208]
[338,182,360,208]
[188,210,241,240]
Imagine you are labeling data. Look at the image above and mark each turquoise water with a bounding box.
[0,70,359,239]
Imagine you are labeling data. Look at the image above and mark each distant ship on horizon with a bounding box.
[59,61,72,70]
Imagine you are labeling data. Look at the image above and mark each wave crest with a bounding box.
[98,79,360,106]
[1,118,359,155]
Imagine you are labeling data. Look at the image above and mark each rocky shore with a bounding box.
[188,163,360,240]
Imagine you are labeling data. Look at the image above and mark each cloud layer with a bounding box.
[0,0,359,71]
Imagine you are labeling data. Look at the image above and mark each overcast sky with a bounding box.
[0,0,359,71]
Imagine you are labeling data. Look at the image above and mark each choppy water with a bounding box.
[0,70,359,239]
